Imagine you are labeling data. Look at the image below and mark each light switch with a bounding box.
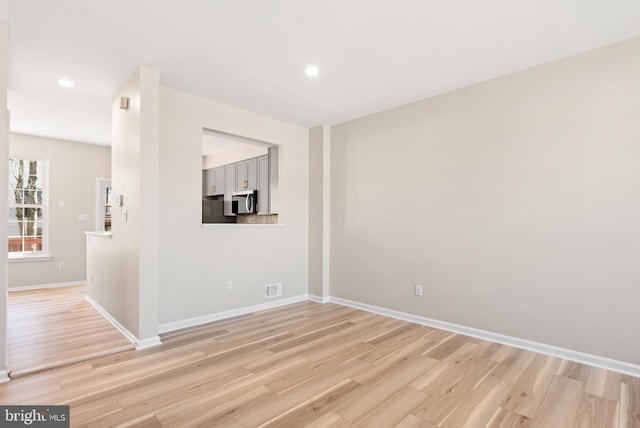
[59,200,65,207]
[79,213,88,221]
[122,209,128,223]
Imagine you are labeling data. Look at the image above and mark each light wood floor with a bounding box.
[8,285,135,377]
[1,301,638,427]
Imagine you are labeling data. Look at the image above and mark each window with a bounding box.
[8,156,48,257]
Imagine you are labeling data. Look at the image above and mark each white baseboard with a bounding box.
[79,291,640,377]
[9,280,85,292]
[328,296,640,378]
[84,295,139,346]
[0,370,9,383]
[308,294,330,304]
[85,296,161,350]
[158,294,310,334]
[135,336,162,350]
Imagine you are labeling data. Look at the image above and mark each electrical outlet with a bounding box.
[226,281,233,291]
[59,262,65,270]
[414,284,423,297]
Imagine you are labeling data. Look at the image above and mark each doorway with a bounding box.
[96,178,112,232]
[6,178,129,377]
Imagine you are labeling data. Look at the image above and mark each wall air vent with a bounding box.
[265,283,282,299]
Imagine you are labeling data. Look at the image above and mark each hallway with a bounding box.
[8,284,134,377]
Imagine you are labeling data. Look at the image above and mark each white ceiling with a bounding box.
[202,130,270,157]
[7,0,640,146]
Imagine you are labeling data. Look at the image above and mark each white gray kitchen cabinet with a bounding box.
[235,157,257,191]
[203,166,224,196]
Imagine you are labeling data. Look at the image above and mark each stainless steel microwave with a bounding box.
[232,190,257,214]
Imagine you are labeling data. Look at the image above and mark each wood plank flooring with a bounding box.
[8,285,135,377]
[1,301,639,427]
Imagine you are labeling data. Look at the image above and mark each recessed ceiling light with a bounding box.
[304,65,319,77]
[58,79,74,88]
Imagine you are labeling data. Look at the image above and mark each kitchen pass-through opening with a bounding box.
[201,129,279,225]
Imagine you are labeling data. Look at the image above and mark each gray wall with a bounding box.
[330,38,640,364]
[9,134,110,288]
[89,66,160,341]
[88,68,310,341]
[157,86,309,327]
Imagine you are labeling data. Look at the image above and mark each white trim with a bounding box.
[328,296,640,378]
[308,294,330,304]
[135,336,162,350]
[8,280,85,292]
[84,295,137,345]
[85,294,161,351]
[159,294,309,334]
[85,231,112,238]
[8,253,53,263]
[0,370,9,383]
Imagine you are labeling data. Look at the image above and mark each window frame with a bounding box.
[8,154,51,261]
